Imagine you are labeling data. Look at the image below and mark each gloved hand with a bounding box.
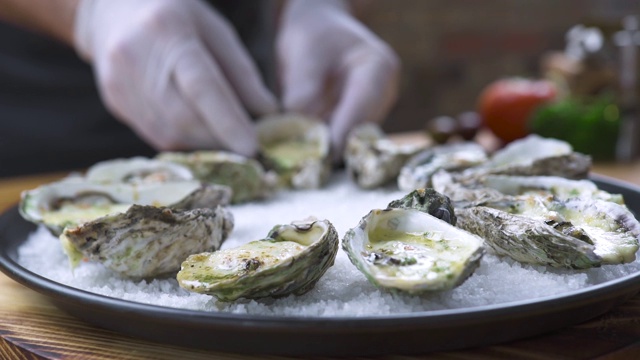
[74,0,277,156]
[276,0,400,160]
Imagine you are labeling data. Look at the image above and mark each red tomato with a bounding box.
[477,78,557,143]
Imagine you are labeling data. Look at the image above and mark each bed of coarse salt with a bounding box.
[17,172,640,317]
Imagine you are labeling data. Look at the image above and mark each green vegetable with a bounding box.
[529,96,620,160]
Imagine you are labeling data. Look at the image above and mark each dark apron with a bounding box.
[0,0,274,177]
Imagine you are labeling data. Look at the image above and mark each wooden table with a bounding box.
[2,163,640,359]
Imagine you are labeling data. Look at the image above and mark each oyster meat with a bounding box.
[20,178,230,235]
[343,208,485,294]
[61,205,234,278]
[157,151,276,203]
[344,123,423,188]
[256,113,331,189]
[177,218,339,301]
[398,142,488,191]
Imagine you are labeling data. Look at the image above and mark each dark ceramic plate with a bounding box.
[2,174,640,356]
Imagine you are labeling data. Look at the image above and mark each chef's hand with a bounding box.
[277,0,400,160]
[74,0,277,156]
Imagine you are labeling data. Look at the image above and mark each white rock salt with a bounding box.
[17,173,640,317]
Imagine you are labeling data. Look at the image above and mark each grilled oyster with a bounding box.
[177,218,339,301]
[85,157,194,184]
[60,205,234,278]
[344,123,423,188]
[342,208,485,294]
[256,113,331,189]
[156,151,276,203]
[462,135,591,180]
[19,178,230,235]
[479,175,624,204]
[398,142,488,191]
[387,188,457,225]
[457,195,640,267]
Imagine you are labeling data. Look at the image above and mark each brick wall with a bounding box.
[359,0,640,133]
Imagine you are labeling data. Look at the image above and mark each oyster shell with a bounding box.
[479,175,624,204]
[60,205,234,278]
[177,217,339,301]
[156,151,276,203]
[457,195,640,267]
[85,157,194,184]
[19,178,230,235]
[398,142,488,191]
[387,188,457,225]
[462,135,591,180]
[342,208,485,294]
[344,123,423,188]
[256,113,331,189]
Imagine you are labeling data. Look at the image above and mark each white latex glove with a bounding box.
[277,0,400,160]
[74,0,278,156]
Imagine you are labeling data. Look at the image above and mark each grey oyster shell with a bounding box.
[177,218,339,301]
[344,123,423,188]
[256,113,331,189]
[60,205,234,278]
[85,157,194,184]
[156,150,276,203]
[387,188,457,225]
[457,195,640,267]
[456,205,602,269]
[398,142,488,191]
[19,178,230,235]
[461,135,591,180]
[342,208,485,294]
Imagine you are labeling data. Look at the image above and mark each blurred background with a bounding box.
[357,0,640,147]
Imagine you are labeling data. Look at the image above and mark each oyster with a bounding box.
[344,123,423,188]
[398,142,488,191]
[462,135,591,180]
[387,188,457,225]
[156,151,276,203]
[19,178,230,235]
[457,195,640,267]
[177,218,339,301]
[342,208,485,294]
[85,157,194,184]
[479,175,624,204]
[60,205,234,278]
[256,113,331,189]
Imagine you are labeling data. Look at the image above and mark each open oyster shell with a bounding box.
[256,114,331,189]
[343,208,485,294]
[60,205,233,278]
[86,157,194,184]
[19,178,230,235]
[479,175,624,204]
[156,151,276,203]
[344,123,423,188]
[398,142,488,191]
[457,195,640,268]
[177,217,339,301]
[461,135,592,180]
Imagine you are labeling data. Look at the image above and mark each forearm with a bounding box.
[0,0,80,44]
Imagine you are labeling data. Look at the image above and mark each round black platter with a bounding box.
[1,174,640,356]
